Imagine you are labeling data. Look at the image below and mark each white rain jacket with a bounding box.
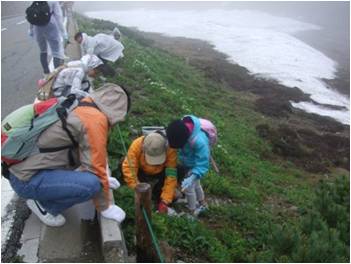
[81,33,124,62]
[30,1,67,59]
[53,55,103,98]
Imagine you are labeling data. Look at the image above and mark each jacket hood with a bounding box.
[183,115,201,140]
[81,33,89,44]
[67,54,103,73]
[90,83,128,126]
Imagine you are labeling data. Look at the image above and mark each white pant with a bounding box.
[184,179,205,211]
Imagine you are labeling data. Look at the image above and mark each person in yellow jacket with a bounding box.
[122,132,177,213]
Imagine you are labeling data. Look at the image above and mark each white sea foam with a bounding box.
[291,101,349,124]
[86,9,350,124]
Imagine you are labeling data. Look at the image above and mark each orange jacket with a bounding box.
[122,136,177,204]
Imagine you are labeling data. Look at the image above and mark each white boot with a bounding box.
[101,204,126,223]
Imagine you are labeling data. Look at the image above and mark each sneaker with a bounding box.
[26,200,66,227]
[167,207,178,217]
[174,197,188,204]
[193,205,208,217]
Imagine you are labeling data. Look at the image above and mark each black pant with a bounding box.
[97,56,116,77]
[138,169,166,205]
[119,159,165,205]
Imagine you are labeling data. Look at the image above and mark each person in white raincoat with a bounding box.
[28,1,68,76]
[50,54,105,99]
[74,31,124,64]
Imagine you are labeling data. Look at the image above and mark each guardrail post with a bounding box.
[135,183,158,262]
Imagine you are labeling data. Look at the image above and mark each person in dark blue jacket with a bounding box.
[166,115,209,215]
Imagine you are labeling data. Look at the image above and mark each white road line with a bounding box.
[16,20,27,25]
[2,28,8,32]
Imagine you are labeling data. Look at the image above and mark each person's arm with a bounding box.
[122,137,143,188]
[75,102,110,210]
[160,148,178,204]
[84,36,97,55]
[70,68,90,98]
[28,24,34,37]
[51,1,66,37]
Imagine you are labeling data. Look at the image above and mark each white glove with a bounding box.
[108,177,120,190]
[101,205,126,223]
[181,174,197,191]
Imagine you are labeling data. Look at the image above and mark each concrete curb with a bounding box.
[98,191,128,262]
[73,14,128,263]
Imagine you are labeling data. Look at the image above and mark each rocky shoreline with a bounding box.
[119,25,349,174]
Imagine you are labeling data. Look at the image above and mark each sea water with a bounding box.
[86,9,350,124]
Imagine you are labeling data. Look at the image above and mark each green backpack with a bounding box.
[1,95,78,172]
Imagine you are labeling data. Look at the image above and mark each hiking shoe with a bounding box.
[26,200,66,227]
[193,205,208,217]
[174,197,188,204]
[167,207,178,217]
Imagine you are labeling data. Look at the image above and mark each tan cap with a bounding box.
[143,133,167,165]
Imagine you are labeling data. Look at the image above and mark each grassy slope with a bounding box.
[77,15,349,262]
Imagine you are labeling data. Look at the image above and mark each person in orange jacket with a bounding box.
[122,132,177,213]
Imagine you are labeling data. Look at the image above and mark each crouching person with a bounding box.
[51,54,107,98]
[8,83,130,227]
[38,54,108,100]
[166,115,210,216]
[121,132,177,213]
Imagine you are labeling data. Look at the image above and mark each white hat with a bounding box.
[143,133,167,165]
[80,54,103,72]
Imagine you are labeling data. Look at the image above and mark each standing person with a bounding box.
[7,84,130,227]
[121,132,178,213]
[166,115,210,216]
[27,1,68,77]
[74,31,124,73]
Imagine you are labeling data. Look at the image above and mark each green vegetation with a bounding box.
[77,14,350,262]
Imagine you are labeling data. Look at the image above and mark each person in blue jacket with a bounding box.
[166,115,209,216]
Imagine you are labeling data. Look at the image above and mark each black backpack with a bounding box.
[26,1,51,26]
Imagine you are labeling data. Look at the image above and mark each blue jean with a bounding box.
[9,170,101,216]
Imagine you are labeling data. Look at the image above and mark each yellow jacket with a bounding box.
[122,136,177,204]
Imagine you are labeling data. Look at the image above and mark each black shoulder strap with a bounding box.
[39,95,78,166]
[78,101,99,109]
[38,98,100,167]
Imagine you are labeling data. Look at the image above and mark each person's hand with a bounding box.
[101,205,126,223]
[158,201,168,214]
[28,29,34,38]
[63,34,69,45]
[108,177,120,190]
[181,174,197,191]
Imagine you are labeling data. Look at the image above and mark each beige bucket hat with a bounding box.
[143,132,167,165]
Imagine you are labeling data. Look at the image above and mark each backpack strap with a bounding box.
[1,162,10,180]
[78,100,99,109]
[38,95,78,166]
[39,98,100,166]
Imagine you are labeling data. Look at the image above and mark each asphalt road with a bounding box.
[1,15,43,118]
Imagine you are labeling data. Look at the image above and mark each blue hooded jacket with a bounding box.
[179,115,210,178]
